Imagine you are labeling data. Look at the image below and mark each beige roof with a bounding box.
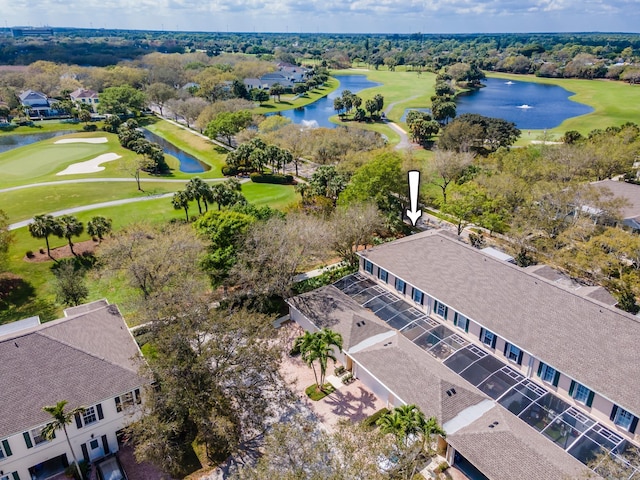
[70,88,98,99]
[287,285,392,350]
[0,303,145,438]
[359,230,640,416]
[592,179,640,222]
[448,407,593,480]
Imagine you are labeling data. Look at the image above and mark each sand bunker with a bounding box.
[56,153,122,175]
[54,137,108,144]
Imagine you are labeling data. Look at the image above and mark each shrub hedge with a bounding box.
[250,172,294,184]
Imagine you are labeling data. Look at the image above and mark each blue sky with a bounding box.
[2,0,639,33]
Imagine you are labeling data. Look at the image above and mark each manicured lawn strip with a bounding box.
[329,69,437,124]
[0,120,85,135]
[1,181,184,224]
[253,78,339,114]
[0,131,140,187]
[144,119,227,178]
[323,69,436,143]
[3,182,299,323]
[241,182,299,209]
[485,72,640,137]
[305,383,336,401]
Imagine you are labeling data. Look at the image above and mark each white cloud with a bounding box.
[1,0,638,32]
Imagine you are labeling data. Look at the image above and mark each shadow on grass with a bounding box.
[0,274,58,324]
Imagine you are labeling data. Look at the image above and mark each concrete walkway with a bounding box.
[292,262,344,283]
[387,121,414,150]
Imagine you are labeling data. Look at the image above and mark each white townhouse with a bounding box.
[0,300,146,480]
[287,229,640,479]
[69,89,100,113]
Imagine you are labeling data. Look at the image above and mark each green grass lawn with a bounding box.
[0,181,186,224]
[253,78,339,114]
[486,72,640,139]
[325,69,437,143]
[0,119,85,135]
[143,118,227,178]
[2,182,299,324]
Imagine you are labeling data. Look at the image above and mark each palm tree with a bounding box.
[29,214,60,260]
[86,216,112,243]
[296,328,343,392]
[377,404,445,450]
[172,190,190,222]
[186,177,211,214]
[56,215,84,256]
[42,400,86,480]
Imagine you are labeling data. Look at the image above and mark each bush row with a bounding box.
[249,172,294,184]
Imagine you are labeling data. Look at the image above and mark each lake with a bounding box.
[272,74,381,128]
[142,129,209,173]
[455,77,593,130]
[0,130,77,154]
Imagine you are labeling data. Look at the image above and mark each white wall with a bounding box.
[0,392,143,479]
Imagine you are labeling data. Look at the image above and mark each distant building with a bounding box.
[11,27,54,37]
[18,90,52,117]
[70,88,100,113]
[591,179,640,231]
[0,300,146,480]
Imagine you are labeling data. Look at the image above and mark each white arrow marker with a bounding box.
[406,170,422,226]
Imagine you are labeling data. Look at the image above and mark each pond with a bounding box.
[455,77,593,130]
[272,74,381,128]
[142,129,209,173]
[0,130,77,154]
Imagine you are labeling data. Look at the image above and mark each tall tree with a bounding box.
[429,150,474,205]
[53,261,89,307]
[86,216,112,243]
[146,82,176,116]
[97,222,205,301]
[0,209,14,271]
[330,203,383,266]
[172,190,191,222]
[98,85,146,116]
[42,401,86,480]
[29,214,60,260]
[296,328,343,391]
[131,307,286,476]
[55,215,84,256]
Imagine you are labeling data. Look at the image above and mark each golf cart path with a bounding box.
[0,177,229,194]
[8,193,175,230]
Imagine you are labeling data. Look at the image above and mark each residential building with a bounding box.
[11,27,53,38]
[591,179,640,231]
[287,229,640,479]
[69,89,100,113]
[0,300,146,480]
[18,91,52,118]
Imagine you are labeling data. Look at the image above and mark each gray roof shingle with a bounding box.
[448,407,592,480]
[0,304,145,438]
[360,230,640,415]
[287,285,392,350]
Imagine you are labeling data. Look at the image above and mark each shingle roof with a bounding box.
[0,303,145,438]
[288,286,587,480]
[287,285,392,350]
[359,230,640,415]
[592,179,640,222]
[448,407,592,480]
[351,334,488,424]
[70,88,98,99]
